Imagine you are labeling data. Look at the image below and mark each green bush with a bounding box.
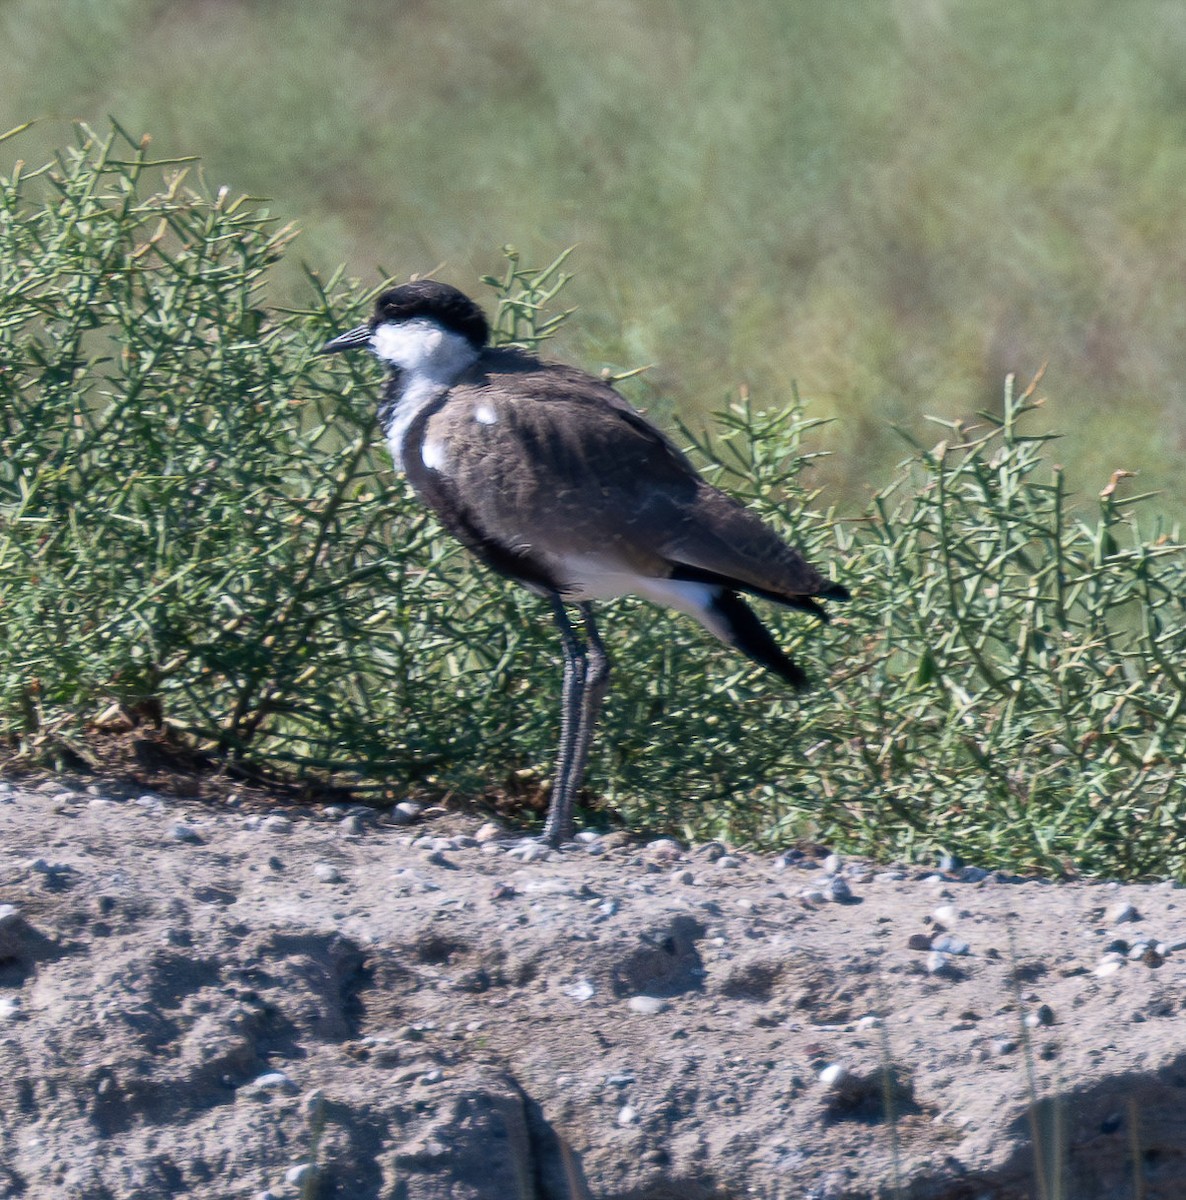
[3,124,1185,878]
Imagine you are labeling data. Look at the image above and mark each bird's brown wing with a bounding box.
[404,352,836,603]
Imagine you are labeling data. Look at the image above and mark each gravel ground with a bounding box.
[2,774,1185,1200]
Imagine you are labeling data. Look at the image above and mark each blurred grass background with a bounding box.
[3,0,1185,511]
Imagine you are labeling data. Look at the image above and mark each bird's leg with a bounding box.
[542,596,588,847]
[567,601,611,807]
[541,602,612,847]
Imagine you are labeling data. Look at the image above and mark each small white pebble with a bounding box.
[285,1164,315,1187]
[303,1089,326,1121]
[818,1063,848,1088]
[505,841,551,863]
[822,854,842,876]
[628,995,667,1015]
[618,1105,637,1125]
[855,1015,881,1030]
[247,1071,298,1095]
[932,905,959,928]
[1095,957,1125,978]
[926,951,954,976]
[312,863,342,884]
[671,869,695,885]
[565,979,596,1002]
[261,815,292,834]
[1025,1004,1055,1028]
[1106,902,1139,926]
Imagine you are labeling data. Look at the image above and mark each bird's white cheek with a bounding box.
[372,321,442,369]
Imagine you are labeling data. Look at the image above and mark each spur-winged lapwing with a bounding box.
[322,281,848,845]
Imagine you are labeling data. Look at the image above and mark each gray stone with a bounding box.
[628,995,667,1015]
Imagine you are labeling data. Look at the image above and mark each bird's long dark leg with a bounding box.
[567,602,611,814]
[542,601,612,846]
[542,596,588,847]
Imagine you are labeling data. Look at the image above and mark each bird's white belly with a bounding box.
[558,557,717,619]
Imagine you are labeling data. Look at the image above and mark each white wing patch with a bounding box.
[421,438,449,472]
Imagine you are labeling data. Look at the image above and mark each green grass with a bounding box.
[4,126,1186,880]
[2,1,1185,515]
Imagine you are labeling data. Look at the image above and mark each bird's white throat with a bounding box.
[371,318,480,470]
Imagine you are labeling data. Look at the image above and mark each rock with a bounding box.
[260,814,292,834]
[774,849,807,870]
[302,1089,326,1123]
[565,979,596,1002]
[505,841,552,864]
[825,876,854,903]
[1106,902,1139,925]
[671,869,695,885]
[169,822,203,844]
[312,862,343,884]
[244,1072,298,1097]
[388,801,424,826]
[931,934,970,956]
[644,838,684,863]
[926,951,958,976]
[618,1105,638,1125]
[628,995,667,1015]
[1025,1004,1055,1028]
[822,854,843,876]
[284,1163,316,1187]
[818,1063,849,1088]
[907,933,933,951]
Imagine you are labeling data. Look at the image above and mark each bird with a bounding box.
[321,280,848,846]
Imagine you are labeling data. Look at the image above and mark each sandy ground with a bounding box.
[2,770,1185,1200]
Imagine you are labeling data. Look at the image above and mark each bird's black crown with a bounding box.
[372,281,489,348]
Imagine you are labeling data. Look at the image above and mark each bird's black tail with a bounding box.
[708,590,810,690]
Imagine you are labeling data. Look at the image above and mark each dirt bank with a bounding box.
[1,774,1184,1199]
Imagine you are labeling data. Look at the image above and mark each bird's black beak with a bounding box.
[319,323,373,355]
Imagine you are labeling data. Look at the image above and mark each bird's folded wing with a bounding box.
[410,361,830,601]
